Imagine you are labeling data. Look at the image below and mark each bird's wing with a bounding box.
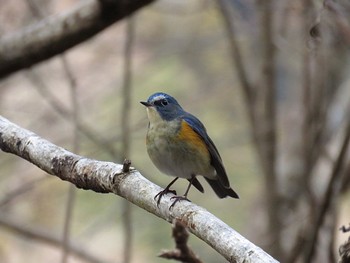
[182,114,230,188]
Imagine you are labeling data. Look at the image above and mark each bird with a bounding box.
[140,92,239,208]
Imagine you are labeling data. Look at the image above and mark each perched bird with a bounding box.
[141,92,239,208]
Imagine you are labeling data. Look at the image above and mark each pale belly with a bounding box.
[146,121,215,179]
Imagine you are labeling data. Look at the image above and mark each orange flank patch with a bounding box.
[178,120,209,156]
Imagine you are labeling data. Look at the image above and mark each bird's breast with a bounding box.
[146,118,181,153]
[146,118,214,179]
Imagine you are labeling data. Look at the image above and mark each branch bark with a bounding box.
[0,0,155,79]
[0,115,279,263]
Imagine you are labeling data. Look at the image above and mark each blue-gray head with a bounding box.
[140,92,184,122]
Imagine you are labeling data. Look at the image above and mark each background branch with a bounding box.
[305,121,350,262]
[120,13,135,263]
[0,177,47,208]
[0,0,155,79]
[0,214,111,263]
[339,224,350,263]
[61,52,80,263]
[159,219,202,263]
[25,69,119,158]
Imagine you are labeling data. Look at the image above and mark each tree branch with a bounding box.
[305,121,350,262]
[25,70,119,158]
[0,0,155,79]
[339,224,350,263]
[0,214,111,263]
[216,0,254,106]
[159,219,202,263]
[0,115,279,263]
[324,0,350,44]
[257,0,280,258]
[120,14,135,263]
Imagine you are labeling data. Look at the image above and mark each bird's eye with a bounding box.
[161,99,168,106]
[154,99,168,107]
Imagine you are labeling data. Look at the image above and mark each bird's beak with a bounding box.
[140,101,152,107]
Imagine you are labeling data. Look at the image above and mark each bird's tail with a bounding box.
[204,178,239,199]
[189,177,204,193]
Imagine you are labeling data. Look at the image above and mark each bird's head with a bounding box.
[140,92,184,122]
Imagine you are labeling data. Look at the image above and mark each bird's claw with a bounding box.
[169,195,191,210]
[154,189,177,207]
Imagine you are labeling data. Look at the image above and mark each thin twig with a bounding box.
[120,15,135,263]
[285,229,306,263]
[340,224,350,233]
[0,177,47,208]
[339,224,350,263]
[25,70,119,158]
[324,0,350,44]
[159,219,202,263]
[257,0,280,258]
[340,161,350,193]
[62,184,77,263]
[302,0,317,207]
[122,159,132,173]
[0,214,111,263]
[305,121,350,262]
[61,55,79,263]
[216,0,255,119]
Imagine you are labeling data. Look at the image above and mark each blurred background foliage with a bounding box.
[0,0,349,263]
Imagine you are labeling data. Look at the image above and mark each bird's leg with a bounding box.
[169,176,195,209]
[154,177,179,207]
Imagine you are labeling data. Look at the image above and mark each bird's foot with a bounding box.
[169,195,191,210]
[154,188,177,207]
